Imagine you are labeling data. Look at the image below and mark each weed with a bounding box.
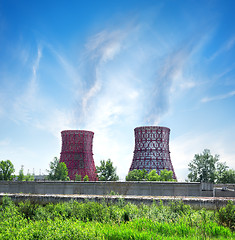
[0,197,234,239]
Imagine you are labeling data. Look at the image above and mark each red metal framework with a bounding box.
[129,126,176,179]
[60,130,97,181]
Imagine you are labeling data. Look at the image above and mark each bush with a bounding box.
[169,200,191,216]
[83,175,89,181]
[75,174,82,181]
[217,200,235,231]
[17,200,39,219]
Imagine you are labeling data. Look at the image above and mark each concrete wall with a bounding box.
[0,193,234,210]
[213,184,235,197]
[0,181,205,197]
[214,184,235,190]
[1,181,234,198]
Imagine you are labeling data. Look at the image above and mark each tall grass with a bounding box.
[0,196,234,239]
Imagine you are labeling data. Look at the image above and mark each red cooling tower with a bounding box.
[129,126,176,179]
[60,130,97,181]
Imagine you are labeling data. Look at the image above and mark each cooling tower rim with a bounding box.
[134,126,170,131]
[61,130,94,135]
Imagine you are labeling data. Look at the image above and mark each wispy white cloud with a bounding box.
[82,76,102,117]
[42,34,127,128]
[79,29,129,123]
[34,108,75,138]
[147,39,202,123]
[201,90,235,103]
[225,36,235,50]
[32,47,42,78]
[8,45,76,139]
[208,35,235,61]
[12,47,42,124]
[85,30,125,63]
[65,25,211,177]
[213,62,235,80]
[33,24,208,136]
[47,44,82,89]
[19,47,30,65]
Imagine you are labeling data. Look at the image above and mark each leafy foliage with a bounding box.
[125,169,147,181]
[47,157,69,181]
[159,169,175,181]
[24,173,35,181]
[188,149,219,183]
[188,149,235,183]
[0,160,15,180]
[216,167,235,184]
[0,196,234,239]
[96,159,119,181]
[83,175,89,181]
[18,166,25,181]
[217,200,235,231]
[147,169,160,181]
[216,162,229,181]
[126,169,175,181]
[75,174,82,181]
[17,166,34,181]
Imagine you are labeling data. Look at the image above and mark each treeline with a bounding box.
[0,160,35,181]
[1,148,235,183]
[0,158,175,182]
[125,169,175,181]
[46,158,176,182]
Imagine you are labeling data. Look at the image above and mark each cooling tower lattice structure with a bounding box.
[60,130,97,181]
[129,126,176,179]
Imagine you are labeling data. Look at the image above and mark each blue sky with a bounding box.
[0,0,235,180]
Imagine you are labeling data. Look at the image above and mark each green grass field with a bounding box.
[0,196,234,239]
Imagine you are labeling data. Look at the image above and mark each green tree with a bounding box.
[146,169,175,181]
[159,169,174,181]
[216,162,229,183]
[18,165,25,181]
[18,166,34,181]
[147,169,160,181]
[24,173,35,181]
[0,160,15,180]
[188,149,219,183]
[126,169,147,181]
[83,175,89,181]
[47,157,70,181]
[96,159,119,181]
[217,169,235,184]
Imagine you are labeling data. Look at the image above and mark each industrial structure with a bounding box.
[129,126,176,179]
[60,130,97,181]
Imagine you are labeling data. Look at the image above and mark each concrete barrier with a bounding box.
[0,193,234,210]
[3,181,235,197]
[0,181,204,196]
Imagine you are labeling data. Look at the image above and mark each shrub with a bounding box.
[83,175,89,181]
[169,200,191,216]
[17,200,39,219]
[217,200,235,231]
[75,174,82,181]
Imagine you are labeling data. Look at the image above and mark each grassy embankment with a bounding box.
[0,196,234,239]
